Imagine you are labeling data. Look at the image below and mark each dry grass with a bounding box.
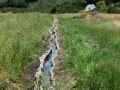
[55,13,120,21]
[0,70,7,80]
[114,21,120,27]
[99,13,120,19]
[54,13,81,18]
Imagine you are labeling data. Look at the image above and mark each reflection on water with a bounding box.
[42,36,56,85]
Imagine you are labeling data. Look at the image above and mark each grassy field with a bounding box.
[58,16,120,90]
[0,13,53,89]
[0,12,120,90]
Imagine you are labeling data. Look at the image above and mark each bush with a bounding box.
[25,0,38,3]
[50,0,86,13]
[0,8,11,13]
[115,2,120,7]
[96,0,107,12]
[7,0,27,8]
[0,0,38,8]
[0,0,7,7]
[97,7,107,13]
[107,6,120,13]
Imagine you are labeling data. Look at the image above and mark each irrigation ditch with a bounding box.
[34,19,59,90]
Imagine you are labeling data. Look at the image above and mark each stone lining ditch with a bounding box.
[34,19,59,90]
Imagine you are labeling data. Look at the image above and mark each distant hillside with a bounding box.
[0,0,86,13]
[0,0,120,13]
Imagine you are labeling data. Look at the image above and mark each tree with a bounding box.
[51,0,86,13]
[25,0,38,3]
[0,0,38,8]
[96,0,107,12]
[0,0,8,7]
[7,0,27,7]
[86,0,118,5]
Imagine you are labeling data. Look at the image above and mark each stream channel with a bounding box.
[34,20,58,90]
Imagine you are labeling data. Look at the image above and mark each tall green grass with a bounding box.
[59,18,120,90]
[0,13,53,88]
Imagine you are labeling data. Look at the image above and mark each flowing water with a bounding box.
[42,36,57,85]
[34,19,58,90]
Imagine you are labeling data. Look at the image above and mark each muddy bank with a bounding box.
[19,35,50,90]
[53,27,76,90]
[19,58,39,90]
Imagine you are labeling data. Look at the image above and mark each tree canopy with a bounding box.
[0,0,120,13]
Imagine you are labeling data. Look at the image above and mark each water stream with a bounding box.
[42,36,57,85]
[34,19,58,90]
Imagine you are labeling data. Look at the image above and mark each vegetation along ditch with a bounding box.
[57,17,120,90]
[0,11,120,90]
[0,13,53,90]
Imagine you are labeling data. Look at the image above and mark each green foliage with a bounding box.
[105,0,112,5]
[86,0,119,5]
[0,0,7,7]
[111,38,120,51]
[96,0,107,12]
[95,0,120,13]
[25,0,38,2]
[0,0,38,8]
[107,6,120,13]
[96,0,106,9]
[115,2,120,7]
[7,0,27,7]
[0,0,120,13]
[50,0,86,13]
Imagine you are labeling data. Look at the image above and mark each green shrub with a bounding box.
[96,0,107,12]
[107,6,120,13]
[115,1,120,7]
[97,7,107,13]
[0,0,38,8]
[50,0,86,13]
[1,8,10,13]
[0,0,7,7]
[7,0,27,8]
[25,0,38,2]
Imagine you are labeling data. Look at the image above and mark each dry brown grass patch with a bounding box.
[114,21,120,27]
[99,13,120,19]
[0,69,7,80]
